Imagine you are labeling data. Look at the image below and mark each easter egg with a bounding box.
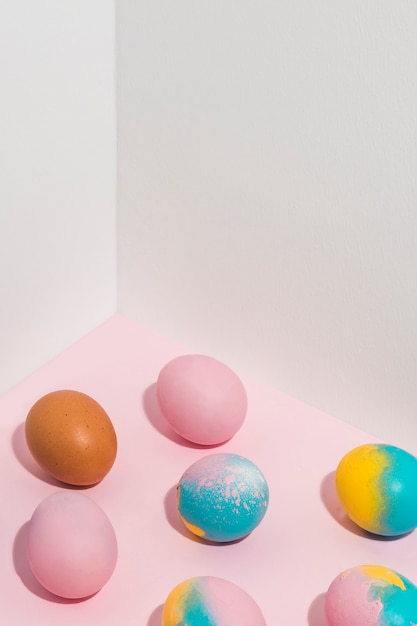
[26,491,118,599]
[162,576,267,626]
[25,390,117,486]
[156,354,247,445]
[176,453,269,542]
[325,564,417,626]
[335,443,417,536]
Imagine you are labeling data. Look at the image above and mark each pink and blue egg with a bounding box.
[335,443,417,536]
[325,564,417,626]
[177,453,269,542]
[162,576,266,626]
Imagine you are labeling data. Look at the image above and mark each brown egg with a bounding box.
[25,390,117,486]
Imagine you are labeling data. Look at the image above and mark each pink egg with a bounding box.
[26,491,118,599]
[156,354,248,445]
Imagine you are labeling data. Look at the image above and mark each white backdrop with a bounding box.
[1,3,416,448]
[116,1,417,447]
[0,1,117,393]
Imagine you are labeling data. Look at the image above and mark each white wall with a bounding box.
[0,1,117,393]
[117,1,417,447]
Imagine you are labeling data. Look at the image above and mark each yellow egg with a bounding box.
[25,390,117,486]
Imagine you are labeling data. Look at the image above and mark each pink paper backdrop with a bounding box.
[2,314,416,624]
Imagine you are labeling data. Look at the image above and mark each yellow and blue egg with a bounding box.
[177,453,269,543]
[335,443,417,536]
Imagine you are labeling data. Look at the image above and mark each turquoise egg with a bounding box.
[177,453,269,542]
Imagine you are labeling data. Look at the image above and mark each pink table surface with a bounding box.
[1,313,417,625]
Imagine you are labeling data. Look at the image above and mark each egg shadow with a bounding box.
[142,384,224,450]
[164,484,246,546]
[320,471,364,536]
[11,422,61,486]
[320,471,412,541]
[13,522,88,604]
[11,422,93,490]
[308,593,327,626]
[147,604,164,626]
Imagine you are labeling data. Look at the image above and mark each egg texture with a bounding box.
[177,453,269,542]
[25,389,117,486]
[325,564,417,626]
[162,576,267,626]
[335,443,417,536]
[26,491,118,599]
[156,354,247,445]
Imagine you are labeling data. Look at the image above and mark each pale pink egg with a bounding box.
[156,354,247,445]
[26,491,118,599]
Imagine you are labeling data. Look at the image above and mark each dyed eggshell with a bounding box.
[325,564,417,626]
[335,443,417,536]
[25,389,117,486]
[177,453,269,542]
[162,576,267,626]
[26,491,118,599]
[156,354,247,445]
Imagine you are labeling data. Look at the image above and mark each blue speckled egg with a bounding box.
[176,453,269,542]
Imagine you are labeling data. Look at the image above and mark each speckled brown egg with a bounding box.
[25,390,117,486]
